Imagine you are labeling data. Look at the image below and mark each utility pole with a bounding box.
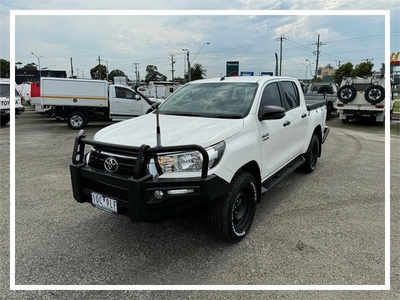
[170,54,175,82]
[336,60,342,68]
[106,60,109,81]
[182,49,187,83]
[76,68,79,78]
[70,57,74,78]
[187,51,191,82]
[276,34,287,76]
[97,55,101,79]
[133,62,139,85]
[312,34,325,79]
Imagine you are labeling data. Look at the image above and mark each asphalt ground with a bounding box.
[0,105,399,299]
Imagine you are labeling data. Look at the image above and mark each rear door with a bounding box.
[279,81,308,160]
[110,86,142,119]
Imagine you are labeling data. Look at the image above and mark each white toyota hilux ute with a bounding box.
[0,79,25,126]
[70,76,330,243]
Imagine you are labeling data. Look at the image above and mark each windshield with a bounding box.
[158,82,258,118]
[0,84,19,97]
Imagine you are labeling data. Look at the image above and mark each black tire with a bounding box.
[207,171,257,243]
[337,85,357,103]
[318,86,330,94]
[301,134,320,173]
[326,102,333,120]
[67,111,87,130]
[364,85,385,104]
[1,116,10,126]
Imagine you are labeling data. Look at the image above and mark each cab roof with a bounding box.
[188,76,298,84]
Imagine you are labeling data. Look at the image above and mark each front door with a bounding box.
[110,86,142,119]
[257,82,290,180]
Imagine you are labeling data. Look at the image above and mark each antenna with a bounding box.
[151,102,162,147]
[156,104,162,147]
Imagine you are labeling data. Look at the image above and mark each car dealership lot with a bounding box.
[1,105,399,299]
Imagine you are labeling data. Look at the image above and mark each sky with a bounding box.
[0,0,399,82]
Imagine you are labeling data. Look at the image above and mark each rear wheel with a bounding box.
[207,171,257,243]
[326,102,333,119]
[301,134,320,173]
[67,111,87,130]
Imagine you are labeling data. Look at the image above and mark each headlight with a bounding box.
[155,141,225,173]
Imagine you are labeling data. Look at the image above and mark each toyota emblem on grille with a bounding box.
[104,157,119,172]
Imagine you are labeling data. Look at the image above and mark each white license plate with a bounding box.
[91,192,118,213]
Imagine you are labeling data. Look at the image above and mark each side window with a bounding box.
[281,81,300,110]
[115,87,137,99]
[259,83,282,109]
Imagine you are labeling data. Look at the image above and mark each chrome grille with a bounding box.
[88,148,138,177]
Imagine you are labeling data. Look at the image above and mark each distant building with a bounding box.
[317,64,336,82]
[15,69,67,84]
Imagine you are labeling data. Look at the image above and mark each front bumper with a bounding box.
[1,109,11,117]
[70,131,231,223]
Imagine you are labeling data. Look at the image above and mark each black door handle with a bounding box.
[301,113,307,118]
[283,120,291,127]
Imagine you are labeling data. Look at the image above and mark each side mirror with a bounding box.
[135,94,141,100]
[259,105,286,121]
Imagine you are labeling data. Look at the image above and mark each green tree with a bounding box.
[190,63,207,81]
[90,64,107,80]
[351,61,374,77]
[21,62,38,70]
[0,59,10,77]
[144,65,167,83]
[333,62,353,84]
[108,69,126,81]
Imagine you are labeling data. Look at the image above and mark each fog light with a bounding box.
[167,189,195,195]
[154,190,164,199]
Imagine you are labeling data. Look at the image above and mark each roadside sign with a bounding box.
[240,71,254,76]
[226,61,239,77]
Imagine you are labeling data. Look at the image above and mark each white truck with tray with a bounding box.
[335,75,393,124]
[0,79,25,126]
[40,77,159,129]
[69,76,330,243]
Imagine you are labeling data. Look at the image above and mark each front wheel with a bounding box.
[207,171,257,243]
[301,134,320,173]
[1,116,10,126]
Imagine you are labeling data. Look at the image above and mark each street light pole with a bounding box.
[31,52,42,82]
